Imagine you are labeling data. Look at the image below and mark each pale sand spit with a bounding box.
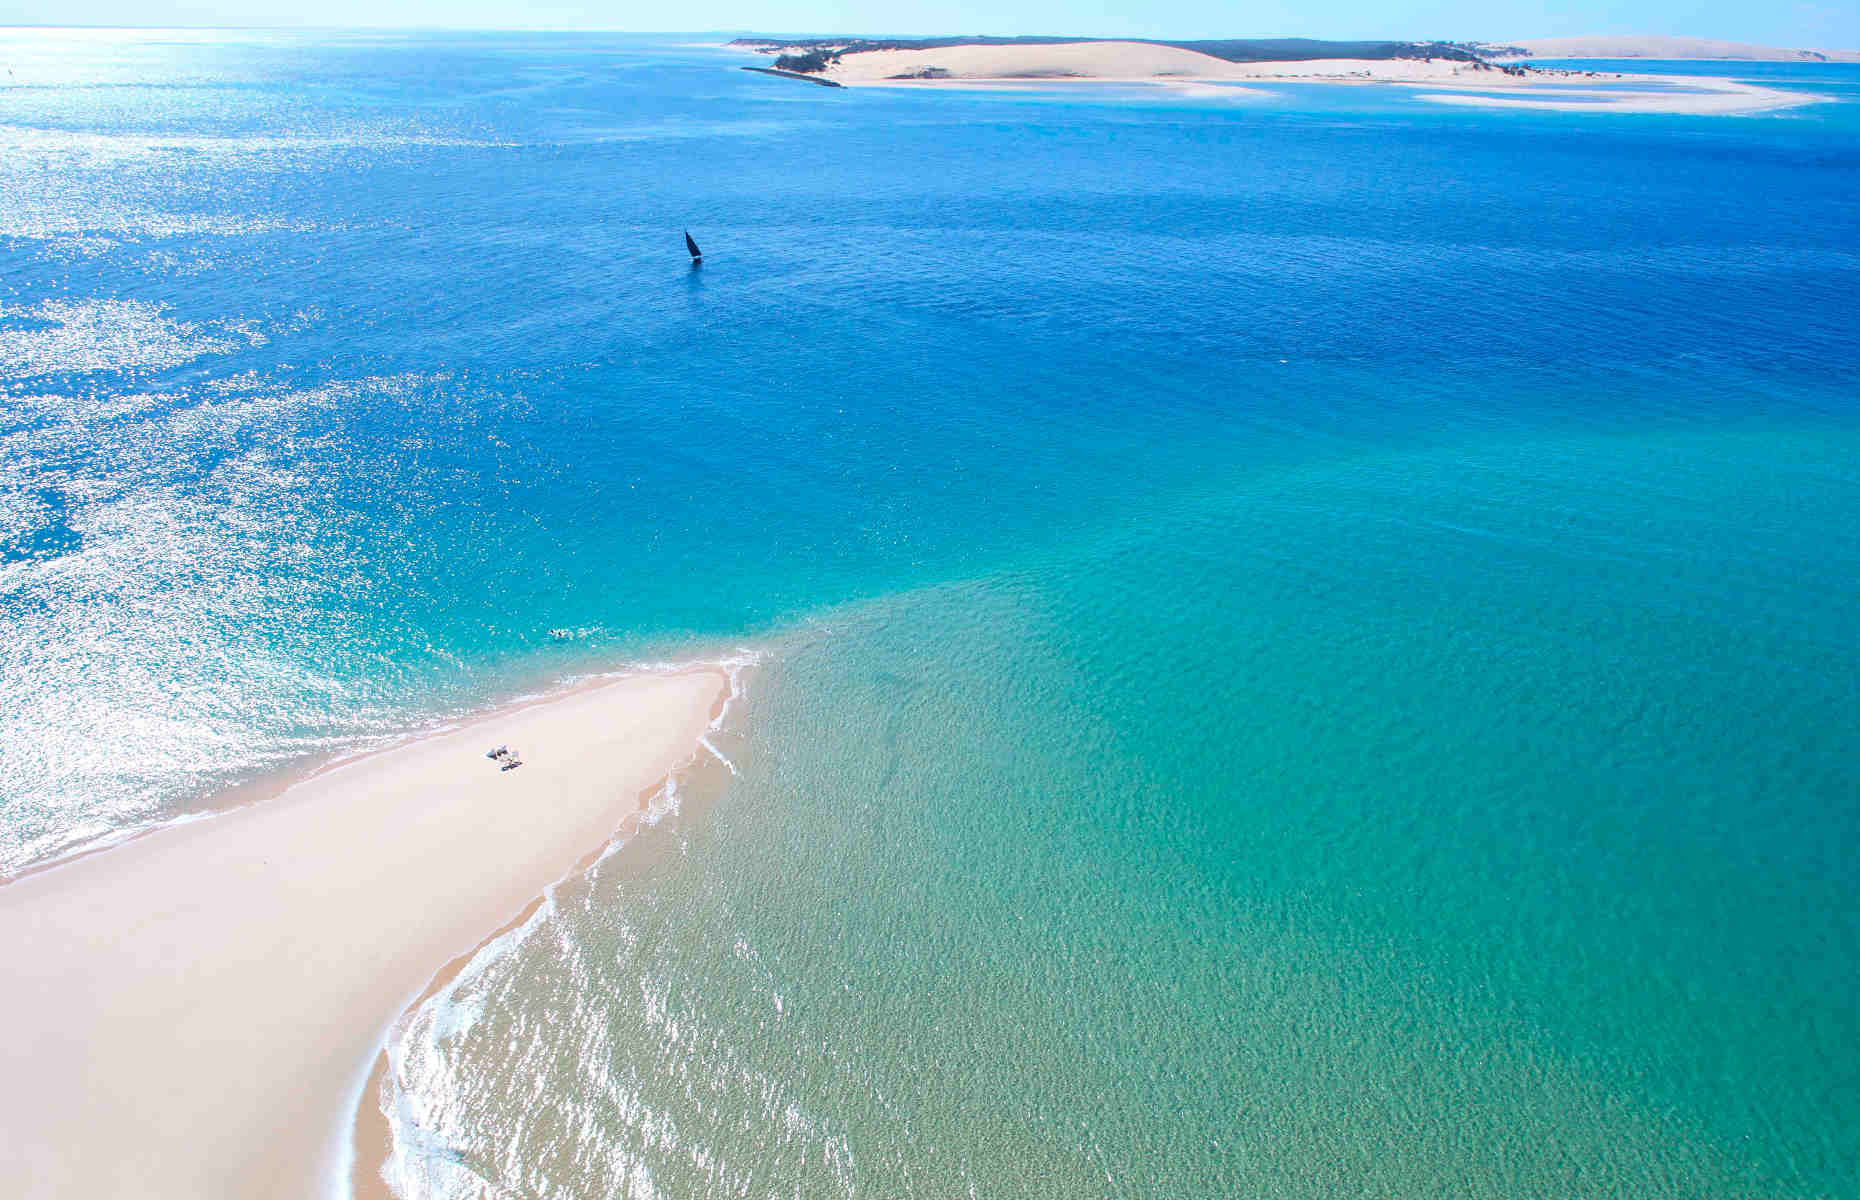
[0,666,732,1199]
[1417,79,1814,114]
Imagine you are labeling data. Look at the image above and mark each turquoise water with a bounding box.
[3,31,1858,1198]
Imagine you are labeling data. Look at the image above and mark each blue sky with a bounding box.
[1,0,1855,49]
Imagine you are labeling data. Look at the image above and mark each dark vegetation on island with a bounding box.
[729,35,1512,75]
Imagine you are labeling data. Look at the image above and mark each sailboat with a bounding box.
[685,230,702,266]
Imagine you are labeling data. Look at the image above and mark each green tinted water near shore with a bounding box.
[386,421,1858,1198]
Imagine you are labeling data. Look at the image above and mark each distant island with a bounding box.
[732,36,1493,74]
[727,34,1847,114]
[1476,35,1860,62]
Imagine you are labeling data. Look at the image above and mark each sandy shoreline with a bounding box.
[734,40,1827,114]
[0,663,740,1199]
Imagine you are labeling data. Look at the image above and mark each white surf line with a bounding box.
[699,734,740,775]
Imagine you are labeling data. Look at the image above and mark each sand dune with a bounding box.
[814,41,1502,85]
[0,666,732,1199]
[824,40,1255,82]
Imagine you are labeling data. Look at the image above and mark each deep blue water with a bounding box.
[3,31,1858,1199]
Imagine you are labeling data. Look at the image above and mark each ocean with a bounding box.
[3,30,1857,1198]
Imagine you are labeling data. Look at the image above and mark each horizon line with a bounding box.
[1,24,1855,53]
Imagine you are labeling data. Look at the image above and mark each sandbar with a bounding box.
[0,665,734,1199]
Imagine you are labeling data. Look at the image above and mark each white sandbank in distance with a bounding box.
[1414,81,1807,114]
[748,41,1824,114]
[0,665,735,1199]
[1487,35,1860,62]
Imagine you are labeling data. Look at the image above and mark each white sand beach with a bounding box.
[746,40,1823,114]
[1416,79,1812,114]
[0,666,733,1199]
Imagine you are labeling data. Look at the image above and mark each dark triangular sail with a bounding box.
[685,231,702,259]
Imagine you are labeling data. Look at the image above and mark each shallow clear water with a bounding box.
[3,31,1858,1198]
